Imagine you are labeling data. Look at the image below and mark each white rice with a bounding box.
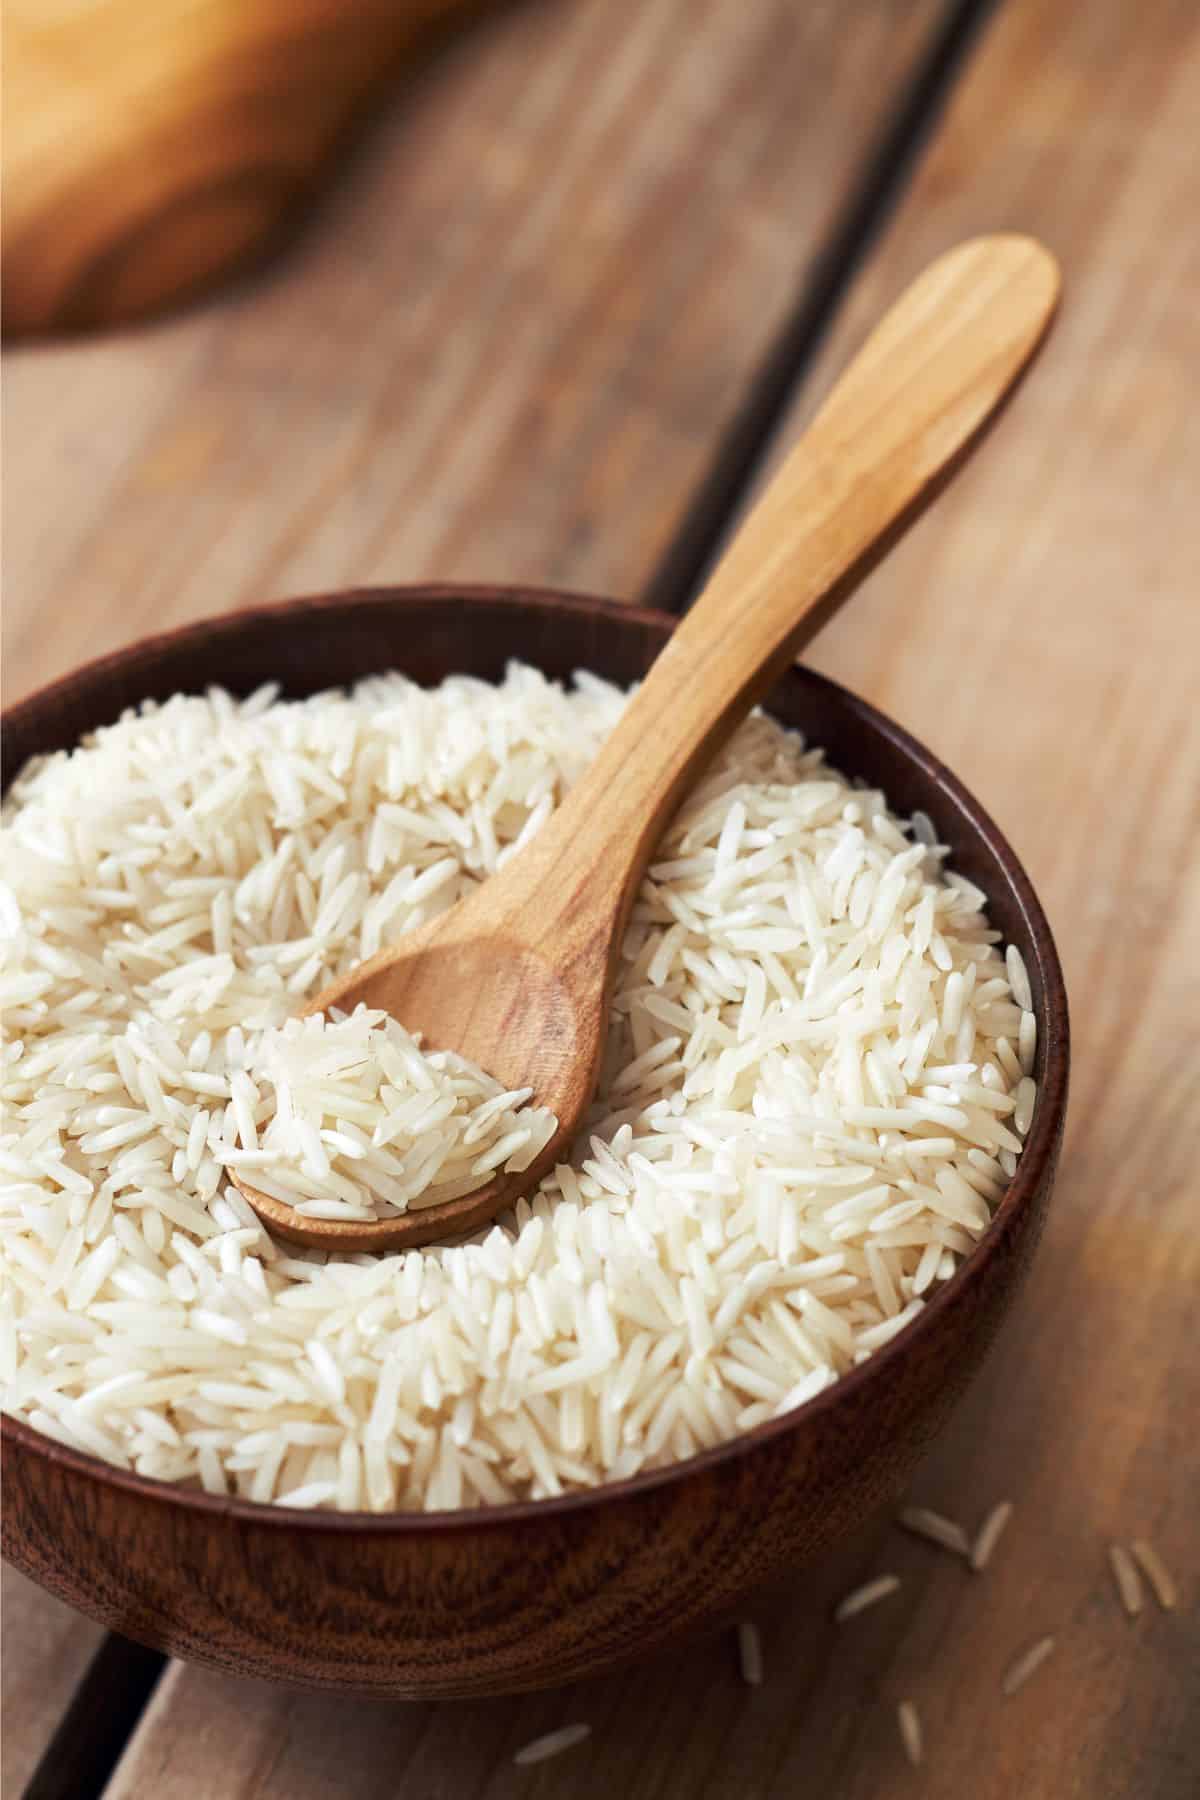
[899,1505,971,1558]
[970,1499,1014,1572]
[1108,1543,1145,1618]
[1002,1634,1056,1696]
[217,1009,557,1220]
[1130,1538,1178,1612]
[736,1619,764,1685]
[0,665,1036,1511]
[897,1699,923,1766]
[834,1573,901,1622]
[513,1723,591,1766]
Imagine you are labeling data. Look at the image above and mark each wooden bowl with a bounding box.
[0,586,1069,1698]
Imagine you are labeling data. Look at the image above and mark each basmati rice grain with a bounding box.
[1130,1538,1178,1612]
[1002,1635,1056,1696]
[970,1500,1014,1572]
[835,1573,901,1622]
[899,1506,970,1557]
[1108,1543,1145,1617]
[736,1619,764,1686]
[1005,945,1033,1012]
[897,1699,923,1767]
[513,1723,592,1767]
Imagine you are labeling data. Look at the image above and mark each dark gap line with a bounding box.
[639,0,1000,617]
[21,1635,166,1800]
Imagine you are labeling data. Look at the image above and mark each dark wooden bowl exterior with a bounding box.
[0,587,1069,1698]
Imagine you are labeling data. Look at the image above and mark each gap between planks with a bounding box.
[642,0,998,617]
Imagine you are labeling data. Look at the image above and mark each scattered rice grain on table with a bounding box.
[1108,1543,1145,1617]
[0,666,1036,1510]
[900,1506,971,1557]
[1130,1539,1178,1612]
[513,1723,591,1766]
[970,1500,1014,1572]
[835,1573,901,1622]
[1002,1635,1056,1697]
[737,1620,765,1685]
[897,1699,923,1767]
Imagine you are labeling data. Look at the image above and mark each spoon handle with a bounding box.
[518,237,1059,932]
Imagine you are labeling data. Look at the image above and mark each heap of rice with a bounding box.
[0,665,1037,1511]
[220,1009,557,1221]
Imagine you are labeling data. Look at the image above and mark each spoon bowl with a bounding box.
[233,234,1060,1251]
[247,933,600,1252]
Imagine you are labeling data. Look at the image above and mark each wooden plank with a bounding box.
[103,0,1199,1795]
[101,1520,898,1800]
[1,0,950,706]
[739,0,1198,1793]
[1,1568,105,1795]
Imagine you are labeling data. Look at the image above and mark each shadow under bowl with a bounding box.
[0,585,1069,1698]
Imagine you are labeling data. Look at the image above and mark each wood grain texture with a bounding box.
[0,1568,106,1795]
[0,589,1069,1700]
[235,237,1059,1254]
[738,0,1199,1792]
[2,0,480,334]
[1,0,948,707]
[89,1515,933,1800]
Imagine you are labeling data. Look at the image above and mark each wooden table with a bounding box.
[3,0,1197,1793]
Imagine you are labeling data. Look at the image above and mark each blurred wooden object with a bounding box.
[1,0,477,334]
[2,0,948,702]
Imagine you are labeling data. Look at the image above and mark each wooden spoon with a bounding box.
[234,234,1059,1253]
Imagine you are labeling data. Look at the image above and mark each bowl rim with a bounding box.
[1,583,1069,1537]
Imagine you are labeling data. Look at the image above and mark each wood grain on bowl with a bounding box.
[0,587,1068,1697]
